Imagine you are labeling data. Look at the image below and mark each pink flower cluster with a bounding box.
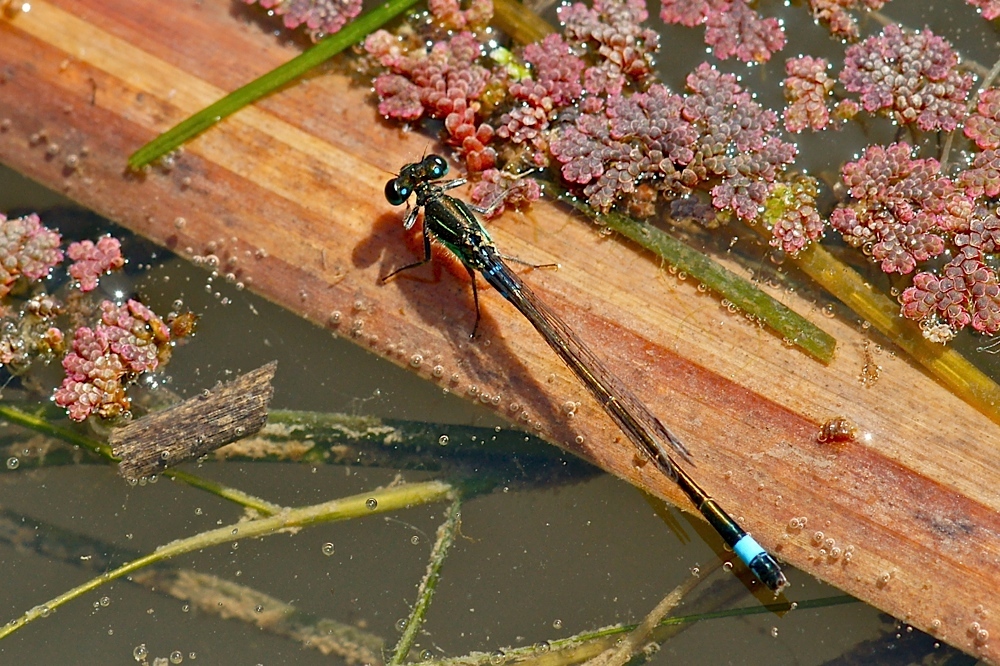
[0,213,63,299]
[368,31,497,171]
[840,25,972,132]
[807,0,886,40]
[660,0,785,63]
[766,177,824,255]
[901,209,1000,338]
[427,0,492,30]
[966,0,1000,19]
[469,168,543,219]
[242,0,362,40]
[559,0,659,93]
[830,142,970,274]
[782,56,834,133]
[0,294,64,369]
[551,64,796,220]
[54,300,172,421]
[67,235,125,292]
[495,34,586,161]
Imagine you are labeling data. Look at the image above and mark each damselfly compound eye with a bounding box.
[385,179,410,206]
[426,154,448,179]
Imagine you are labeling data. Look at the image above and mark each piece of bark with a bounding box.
[111,361,277,479]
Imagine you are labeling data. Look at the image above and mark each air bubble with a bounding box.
[366,498,378,510]
[438,435,450,446]
[322,542,335,556]
[6,457,19,469]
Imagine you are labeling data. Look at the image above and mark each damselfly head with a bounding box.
[387,154,453,207]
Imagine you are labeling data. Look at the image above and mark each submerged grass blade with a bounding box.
[127,0,422,169]
[0,479,455,641]
[389,496,462,665]
[551,190,837,363]
[405,594,857,666]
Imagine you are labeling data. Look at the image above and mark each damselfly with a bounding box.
[383,154,788,592]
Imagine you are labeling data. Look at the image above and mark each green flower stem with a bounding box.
[791,242,1000,426]
[0,404,281,515]
[389,496,462,665]
[127,0,422,169]
[0,479,455,641]
[553,192,837,363]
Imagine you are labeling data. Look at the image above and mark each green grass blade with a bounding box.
[127,0,422,169]
[552,189,837,364]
